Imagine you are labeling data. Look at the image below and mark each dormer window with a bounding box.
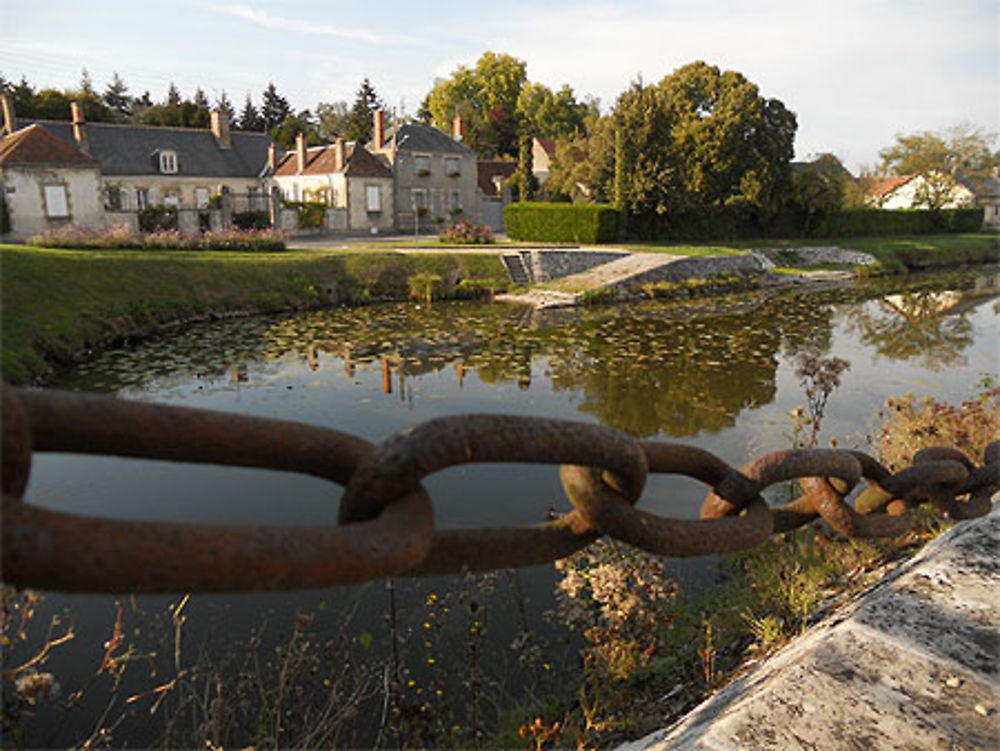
[159,150,178,174]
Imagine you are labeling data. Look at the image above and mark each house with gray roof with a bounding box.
[371,111,479,232]
[959,174,1000,229]
[3,93,273,224]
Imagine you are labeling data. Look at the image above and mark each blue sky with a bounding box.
[2,0,997,171]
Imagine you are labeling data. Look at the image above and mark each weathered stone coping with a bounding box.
[616,500,1000,751]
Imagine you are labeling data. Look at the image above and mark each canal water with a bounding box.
[10,267,999,747]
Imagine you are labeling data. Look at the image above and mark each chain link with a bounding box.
[3,386,997,593]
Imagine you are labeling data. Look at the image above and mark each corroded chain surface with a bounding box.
[2,386,997,593]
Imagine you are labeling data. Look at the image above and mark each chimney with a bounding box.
[1,90,15,135]
[334,135,346,172]
[453,114,465,142]
[70,101,89,154]
[267,142,277,173]
[372,109,385,151]
[296,132,306,174]
[210,109,231,149]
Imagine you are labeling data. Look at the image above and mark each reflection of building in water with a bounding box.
[882,291,963,319]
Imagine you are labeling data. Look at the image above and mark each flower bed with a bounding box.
[26,226,286,252]
[438,219,494,245]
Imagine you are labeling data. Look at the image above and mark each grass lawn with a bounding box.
[0,244,506,384]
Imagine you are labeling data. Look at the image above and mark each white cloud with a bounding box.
[212,4,416,45]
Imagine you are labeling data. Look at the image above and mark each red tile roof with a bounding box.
[0,124,96,166]
[274,142,392,179]
[862,175,913,198]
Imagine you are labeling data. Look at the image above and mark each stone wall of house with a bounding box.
[104,176,266,211]
[1,164,104,240]
[346,178,394,233]
[392,150,479,231]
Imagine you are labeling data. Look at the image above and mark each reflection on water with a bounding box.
[16,266,999,748]
[64,268,999,439]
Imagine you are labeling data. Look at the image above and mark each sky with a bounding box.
[2,0,997,172]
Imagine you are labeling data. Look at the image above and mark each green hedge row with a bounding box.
[810,209,984,237]
[505,202,986,243]
[504,202,621,243]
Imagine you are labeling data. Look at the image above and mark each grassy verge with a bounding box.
[0,245,507,384]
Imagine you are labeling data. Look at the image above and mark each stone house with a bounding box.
[2,92,273,231]
[0,123,104,240]
[371,112,479,232]
[272,133,394,233]
[957,175,1000,229]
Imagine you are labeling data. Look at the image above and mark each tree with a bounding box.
[514,133,537,201]
[78,68,96,97]
[270,110,320,150]
[791,156,846,236]
[345,77,383,143]
[879,124,998,211]
[261,82,291,132]
[316,100,350,141]
[423,52,527,157]
[238,93,264,131]
[102,72,131,121]
[516,82,588,141]
[215,90,236,123]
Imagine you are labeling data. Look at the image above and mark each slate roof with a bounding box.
[0,124,96,166]
[29,120,271,178]
[477,160,517,197]
[274,142,392,179]
[959,175,1000,199]
[384,123,474,156]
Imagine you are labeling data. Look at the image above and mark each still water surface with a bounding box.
[16,267,1000,745]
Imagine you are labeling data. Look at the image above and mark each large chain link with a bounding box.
[3,386,997,593]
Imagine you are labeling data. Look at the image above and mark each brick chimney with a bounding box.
[210,109,231,149]
[267,142,278,173]
[296,132,306,174]
[334,135,346,172]
[452,113,465,142]
[1,90,15,135]
[70,101,89,154]
[372,109,385,151]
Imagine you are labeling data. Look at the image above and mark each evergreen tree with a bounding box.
[102,72,131,122]
[166,82,182,108]
[79,68,96,97]
[216,90,236,123]
[261,82,291,131]
[190,87,211,127]
[238,93,263,131]
[345,77,383,143]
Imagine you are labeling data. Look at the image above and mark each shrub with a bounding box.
[138,205,178,233]
[810,208,984,237]
[438,219,494,245]
[504,203,622,244]
[283,200,327,229]
[26,226,285,252]
[232,210,271,230]
[625,203,763,242]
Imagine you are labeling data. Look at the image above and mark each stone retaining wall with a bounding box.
[523,249,630,283]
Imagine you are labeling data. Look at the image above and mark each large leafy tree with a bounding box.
[516,82,589,141]
[345,77,383,144]
[271,110,321,150]
[316,100,350,141]
[424,52,527,157]
[879,124,997,210]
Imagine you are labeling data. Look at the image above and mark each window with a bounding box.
[195,188,210,209]
[136,188,149,210]
[44,185,69,217]
[163,194,180,208]
[449,190,462,212]
[411,188,428,212]
[445,157,460,177]
[247,186,259,209]
[159,150,178,174]
[366,185,381,213]
[414,154,430,176]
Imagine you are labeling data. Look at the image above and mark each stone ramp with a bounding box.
[617,502,1000,751]
[541,252,688,292]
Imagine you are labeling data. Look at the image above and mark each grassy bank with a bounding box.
[0,245,507,384]
[624,232,999,272]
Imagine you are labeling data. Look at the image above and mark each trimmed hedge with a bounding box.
[811,208,984,237]
[504,202,622,243]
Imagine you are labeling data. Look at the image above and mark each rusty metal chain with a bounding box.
[2,386,997,593]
